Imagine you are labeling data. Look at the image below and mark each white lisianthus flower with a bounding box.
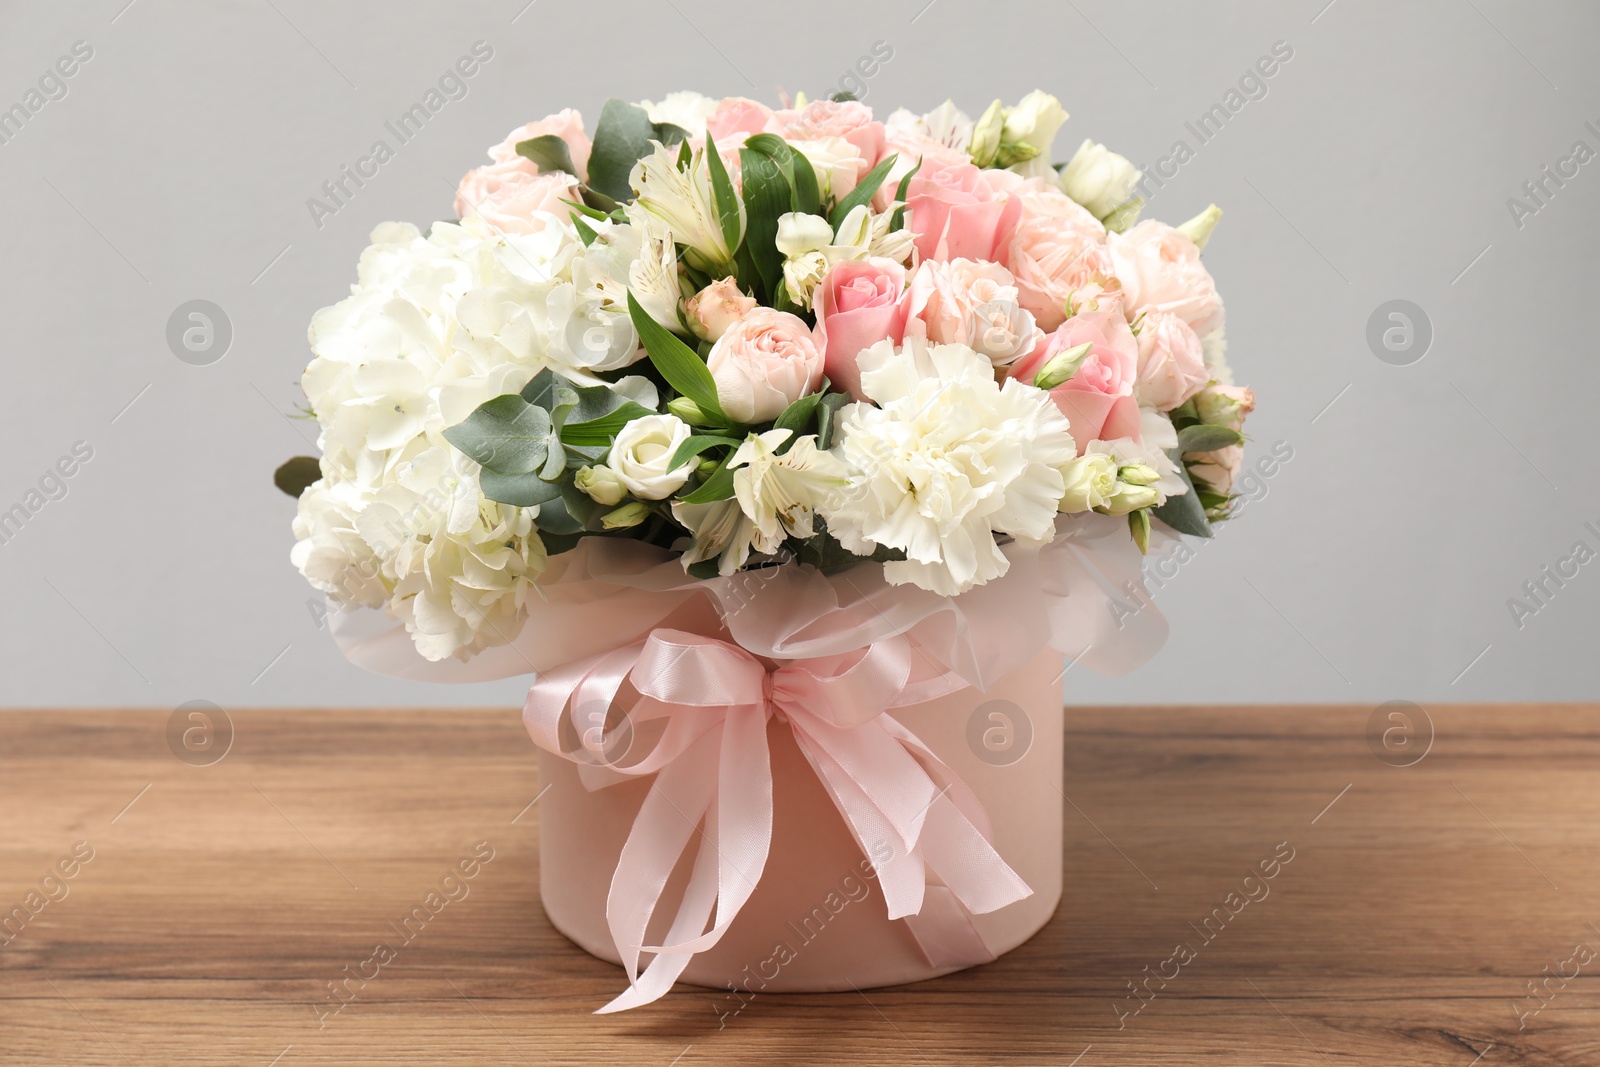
[609,414,694,500]
[1084,409,1189,509]
[822,339,1078,596]
[1057,453,1118,514]
[631,141,744,272]
[1060,138,1142,220]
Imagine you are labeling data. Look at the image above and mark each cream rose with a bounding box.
[454,162,581,236]
[609,414,694,500]
[904,258,1043,369]
[706,308,824,423]
[1133,311,1209,411]
[1001,182,1115,332]
[1108,220,1225,336]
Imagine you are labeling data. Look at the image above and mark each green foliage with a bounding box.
[829,152,898,230]
[515,134,576,176]
[627,291,726,422]
[273,456,321,498]
[586,99,686,203]
[1176,423,1244,454]
[1150,448,1214,538]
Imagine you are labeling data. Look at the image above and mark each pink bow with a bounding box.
[524,628,1034,1013]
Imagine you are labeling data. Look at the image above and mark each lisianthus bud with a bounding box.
[1058,452,1117,514]
[1177,204,1223,251]
[574,464,627,506]
[776,212,834,256]
[1060,138,1142,220]
[1100,481,1160,516]
[968,99,1005,167]
[666,397,712,425]
[1033,341,1094,391]
[685,277,757,342]
[1128,508,1151,554]
[1117,463,1160,487]
[999,90,1067,168]
[1193,383,1255,429]
[601,501,652,530]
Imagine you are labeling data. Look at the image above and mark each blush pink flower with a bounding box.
[1108,220,1224,336]
[1011,310,1142,454]
[454,162,582,235]
[903,158,1021,262]
[706,308,824,423]
[705,96,780,142]
[780,99,887,170]
[904,258,1042,368]
[1133,311,1209,411]
[814,258,908,400]
[487,109,591,179]
[1000,182,1115,331]
[1186,384,1256,495]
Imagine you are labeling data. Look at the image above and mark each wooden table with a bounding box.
[1,705,1596,1065]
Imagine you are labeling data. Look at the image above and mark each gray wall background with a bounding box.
[1,0,1595,709]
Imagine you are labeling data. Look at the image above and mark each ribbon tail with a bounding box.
[902,885,997,970]
[599,727,720,1004]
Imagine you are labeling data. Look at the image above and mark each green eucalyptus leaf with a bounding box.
[815,392,852,451]
[1177,424,1244,454]
[478,469,565,508]
[274,456,321,498]
[773,391,824,440]
[561,401,655,448]
[442,394,554,476]
[1150,449,1214,539]
[586,98,657,203]
[515,134,577,176]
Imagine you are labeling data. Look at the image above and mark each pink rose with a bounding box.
[1011,311,1142,453]
[1133,311,1209,411]
[454,162,582,235]
[706,308,824,423]
[903,159,1021,262]
[815,259,908,400]
[685,277,757,342]
[705,97,779,142]
[780,99,887,170]
[488,109,591,180]
[904,258,1043,368]
[1108,220,1224,336]
[997,182,1115,331]
[1186,385,1256,495]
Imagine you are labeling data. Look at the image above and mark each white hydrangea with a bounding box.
[294,214,645,661]
[821,339,1078,596]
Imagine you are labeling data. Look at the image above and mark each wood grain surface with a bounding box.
[1,704,1597,1066]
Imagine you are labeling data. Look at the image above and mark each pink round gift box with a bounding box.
[537,648,1065,992]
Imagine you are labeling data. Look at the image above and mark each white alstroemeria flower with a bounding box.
[630,141,744,272]
[821,338,1078,596]
[673,496,761,576]
[887,99,973,151]
[623,210,687,332]
[778,207,912,309]
[729,430,849,553]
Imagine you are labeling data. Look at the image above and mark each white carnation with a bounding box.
[821,339,1077,596]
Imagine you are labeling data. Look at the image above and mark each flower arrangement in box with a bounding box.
[278,89,1251,1012]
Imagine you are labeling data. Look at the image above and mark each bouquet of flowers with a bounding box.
[277,89,1253,1011]
[278,89,1252,663]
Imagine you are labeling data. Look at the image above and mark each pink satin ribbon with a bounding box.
[524,628,1034,1013]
